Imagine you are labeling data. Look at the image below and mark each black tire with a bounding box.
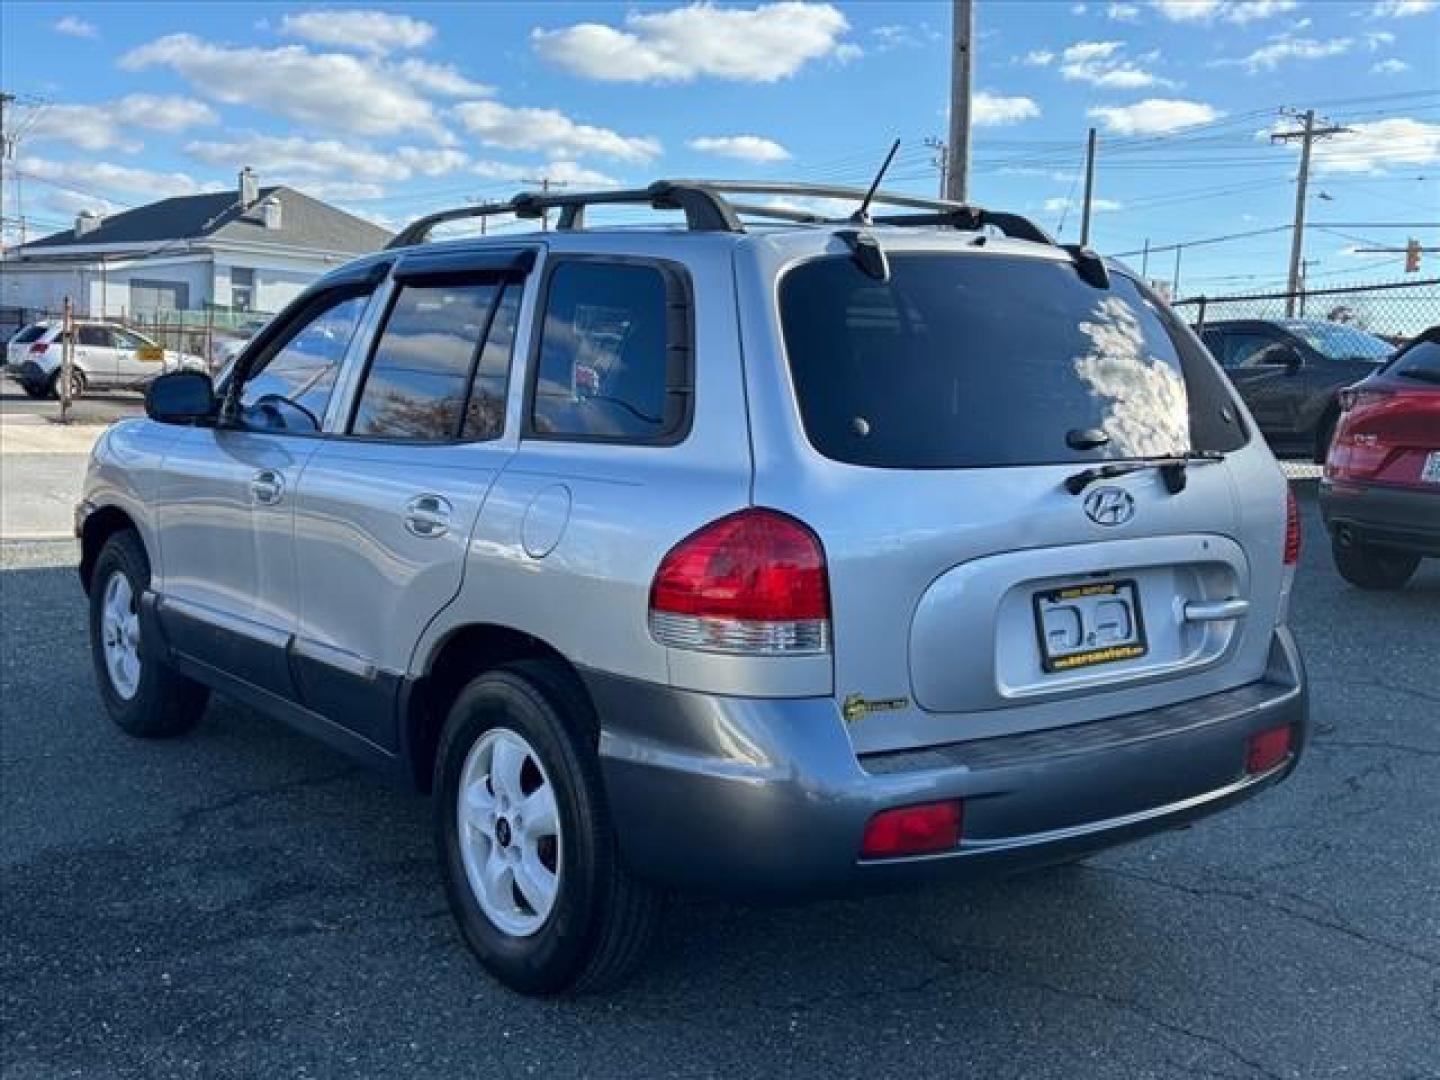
[21,384,48,400]
[48,368,85,401]
[435,660,662,996]
[1331,537,1419,590]
[88,529,209,737]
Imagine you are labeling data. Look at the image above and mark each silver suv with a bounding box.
[76,181,1307,995]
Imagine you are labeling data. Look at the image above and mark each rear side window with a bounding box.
[350,281,518,441]
[529,260,690,443]
[77,326,111,348]
[11,325,49,345]
[779,253,1244,469]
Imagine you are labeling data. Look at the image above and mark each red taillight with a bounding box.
[861,801,964,859]
[1246,725,1292,774]
[649,508,830,654]
[29,342,49,355]
[1283,488,1301,566]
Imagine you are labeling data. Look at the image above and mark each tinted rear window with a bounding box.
[779,253,1242,468]
[1390,336,1440,381]
[11,325,49,344]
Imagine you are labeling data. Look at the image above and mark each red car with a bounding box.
[1321,326,1440,589]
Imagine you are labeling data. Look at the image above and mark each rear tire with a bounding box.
[435,660,662,995]
[48,368,86,401]
[88,530,209,737]
[1331,537,1419,590]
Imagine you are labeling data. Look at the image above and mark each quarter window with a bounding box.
[349,281,519,441]
[240,292,369,431]
[530,261,687,442]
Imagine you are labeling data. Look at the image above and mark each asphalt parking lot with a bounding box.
[1,488,1436,1080]
[0,382,145,425]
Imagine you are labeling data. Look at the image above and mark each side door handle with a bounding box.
[250,469,285,506]
[404,494,452,538]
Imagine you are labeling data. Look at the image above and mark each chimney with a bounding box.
[239,166,259,209]
[74,210,102,239]
[259,195,282,231]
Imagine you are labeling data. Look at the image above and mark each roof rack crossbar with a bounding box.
[386,179,1056,250]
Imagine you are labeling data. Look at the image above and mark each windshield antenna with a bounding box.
[851,139,901,224]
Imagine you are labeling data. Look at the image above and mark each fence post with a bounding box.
[1194,297,1208,335]
[60,296,74,423]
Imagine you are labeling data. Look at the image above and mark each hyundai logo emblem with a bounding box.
[1083,486,1135,526]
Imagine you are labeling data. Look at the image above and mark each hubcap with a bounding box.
[457,727,562,937]
[101,570,141,700]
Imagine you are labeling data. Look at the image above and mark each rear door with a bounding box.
[288,249,533,750]
[745,243,1282,755]
[1227,328,1306,437]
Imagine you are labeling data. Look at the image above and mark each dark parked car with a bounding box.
[1200,319,1392,461]
[1321,326,1440,589]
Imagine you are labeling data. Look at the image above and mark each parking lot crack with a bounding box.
[175,766,359,830]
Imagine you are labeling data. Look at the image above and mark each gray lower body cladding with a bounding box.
[586,627,1306,898]
[1320,479,1440,557]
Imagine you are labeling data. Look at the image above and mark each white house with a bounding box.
[0,169,392,321]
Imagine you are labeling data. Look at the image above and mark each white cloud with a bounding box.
[395,147,470,176]
[1370,0,1436,16]
[532,2,857,83]
[53,15,97,38]
[45,188,121,218]
[1059,40,1171,87]
[394,58,493,97]
[184,135,471,185]
[27,95,218,153]
[454,101,660,162]
[1304,118,1440,174]
[1044,196,1123,213]
[1022,49,1056,66]
[1365,30,1396,48]
[1088,98,1222,134]
[687,135,792,162]
[470,159,619,187]
[1107,3,1141,19]
[279,10,434,54]
[1372,58,1411,73]
[974,92,1042,126]
[282,178,389,201]
[871,22,940,50]
[18,154,222,199]
[1219,34,1351,72]
[121,34,448,140]
[1151,0,1297,19]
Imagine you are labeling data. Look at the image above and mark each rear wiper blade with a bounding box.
[1063,452,1224,496]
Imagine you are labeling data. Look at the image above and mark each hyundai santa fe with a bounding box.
[75,181,1308,995]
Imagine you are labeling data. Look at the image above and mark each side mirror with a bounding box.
[145,370,217,424]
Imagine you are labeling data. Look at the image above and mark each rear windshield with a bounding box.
[1390,334,1440,382]
[779,252,1244,469]
[1281,321,1392,362]
[10,325,50,344]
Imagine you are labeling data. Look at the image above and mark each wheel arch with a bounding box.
[79,504,142,594]
[404,623,596,793]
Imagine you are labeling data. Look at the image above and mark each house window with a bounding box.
[231,267,256,312]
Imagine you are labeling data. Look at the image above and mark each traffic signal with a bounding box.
[1405,238,1421,273]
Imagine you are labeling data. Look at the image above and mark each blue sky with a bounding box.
[1,0,1436,294]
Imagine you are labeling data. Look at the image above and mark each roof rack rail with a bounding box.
[386,178,1056,250]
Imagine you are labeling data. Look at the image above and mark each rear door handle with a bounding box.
[1183,597,1250,623]
[250,469,285,506]
[404,494,452,538]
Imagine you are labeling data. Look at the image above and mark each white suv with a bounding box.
[5,320,204,399]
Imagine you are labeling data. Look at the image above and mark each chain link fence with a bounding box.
[2,304,275,374]
[1173,279,1440,344]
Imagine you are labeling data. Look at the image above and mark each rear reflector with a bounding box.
[860,800,963,859]
[1283,488,1301,566]
[1246,725,1292,774]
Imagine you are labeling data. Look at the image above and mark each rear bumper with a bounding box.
[6,360,50,389]
[1320,479,1440,557]
[587,628,1307,898]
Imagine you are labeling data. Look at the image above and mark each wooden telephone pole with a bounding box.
[1271,109,1350,316]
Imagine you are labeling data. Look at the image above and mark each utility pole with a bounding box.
[1140,237,1150,279]
[0,91,14,253]
[945,0,973,202]
[1271,108,1350,316]
[924,137,949,200]
[1079,127,1098,248]
[524,176,569,232]
[1173,244,1183,300]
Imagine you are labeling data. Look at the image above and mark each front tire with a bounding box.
[435,661,662,995]
[1331,537,1419,590]
[88,530,209,737]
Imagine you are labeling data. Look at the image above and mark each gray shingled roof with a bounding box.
[18,186,392,255]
